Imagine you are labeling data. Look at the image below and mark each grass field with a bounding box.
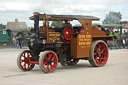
[0,45,9,49]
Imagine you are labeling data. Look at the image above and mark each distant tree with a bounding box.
[0,23,6,29]
[102,11,122,24]
[92,23,101,26]
[51,21,63,27]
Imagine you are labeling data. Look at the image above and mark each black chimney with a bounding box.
[33,12,39,36]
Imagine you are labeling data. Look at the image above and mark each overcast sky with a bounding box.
[0,0,128,26]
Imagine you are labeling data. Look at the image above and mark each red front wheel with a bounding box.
[17,50,35,71]
[39,51,58,73]
[89,40,109,67]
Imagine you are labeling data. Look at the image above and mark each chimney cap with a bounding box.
[33,12,40,15]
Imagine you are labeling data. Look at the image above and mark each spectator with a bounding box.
[109,31,114,36]
[114,31,120,39]
[114,31,120,49]
[17,36,22,49]
[101,27,105,32]
[105,29,110,36]
[16,32,23,49]
[12,35,16,48]
[123,38,125,48]
[80,28,84,34]
[125,31,128,49]
[63,20,72,27]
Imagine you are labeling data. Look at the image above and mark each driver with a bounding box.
[63,20,72,27]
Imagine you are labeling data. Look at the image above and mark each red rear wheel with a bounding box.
[89,40,108,67]
[39,51,58,73]
[17,50,35,71]
[63,27,73,40]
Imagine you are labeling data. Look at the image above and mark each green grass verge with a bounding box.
[0,45,9,49]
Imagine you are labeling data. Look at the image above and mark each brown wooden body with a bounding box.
[30,13,113,58]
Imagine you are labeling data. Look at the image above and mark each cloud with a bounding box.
[35,3,106,14]
[1,2,32,12]
[64,4,106,12]
[0,0,128,26]
[0,3,6,12]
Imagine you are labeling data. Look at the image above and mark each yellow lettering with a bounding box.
[79,39,83,41]
[56,34,60,36]
[86,35,91,38]
[49,38,53,40]
[79,35,85,38]
[86,42,91,45]
[81,46,86,48]
[79,42,86,45]
[49,33,61,37]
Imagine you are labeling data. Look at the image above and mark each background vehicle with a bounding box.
[17,12,113,73]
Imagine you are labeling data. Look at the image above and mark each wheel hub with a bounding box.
[66,31,69,35]
[48,59,52,64]
[24,58,29,63]
[98,51,101,56]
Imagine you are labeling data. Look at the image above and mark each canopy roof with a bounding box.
[102,24,124,28]
[30,13,100,21]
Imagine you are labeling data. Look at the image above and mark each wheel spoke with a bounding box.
[99,57,102,64]
[23,62,26,66]
[21,59,25,62]
[44,56,48,60]
[94,47,98,53]
[94,55,98,60]
[50,64,53,68]
[46,64,50,71]
[98,44,101,49]
[51,56,55,61]
[101,48,106,54]
[101,56,104,61]
[27,53,30,58]
[94,52,97,55]
[43,61,48,65]
[23,62,27,69]
[28,63,30,68]
[22,53,25,57]
[103,54,107,56]
[50,64,55,68]
[96,59,99,64]
[48,53,52,59]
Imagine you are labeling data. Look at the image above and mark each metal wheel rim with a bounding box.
[17,50,35,71]
[93,42,108,66]
[42,52,58,72]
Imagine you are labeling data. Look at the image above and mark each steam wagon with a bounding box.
[17,12,113,73]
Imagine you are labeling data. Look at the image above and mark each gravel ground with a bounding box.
[0,48,128,85]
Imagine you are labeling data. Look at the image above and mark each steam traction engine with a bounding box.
[17,12,113,73]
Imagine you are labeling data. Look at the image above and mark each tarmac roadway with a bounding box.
[0,48,128,85]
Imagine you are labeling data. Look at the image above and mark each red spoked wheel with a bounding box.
[63,26,73,40]
[89,40,108,67]
[39,51,58,73]
[17,50,35,71]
